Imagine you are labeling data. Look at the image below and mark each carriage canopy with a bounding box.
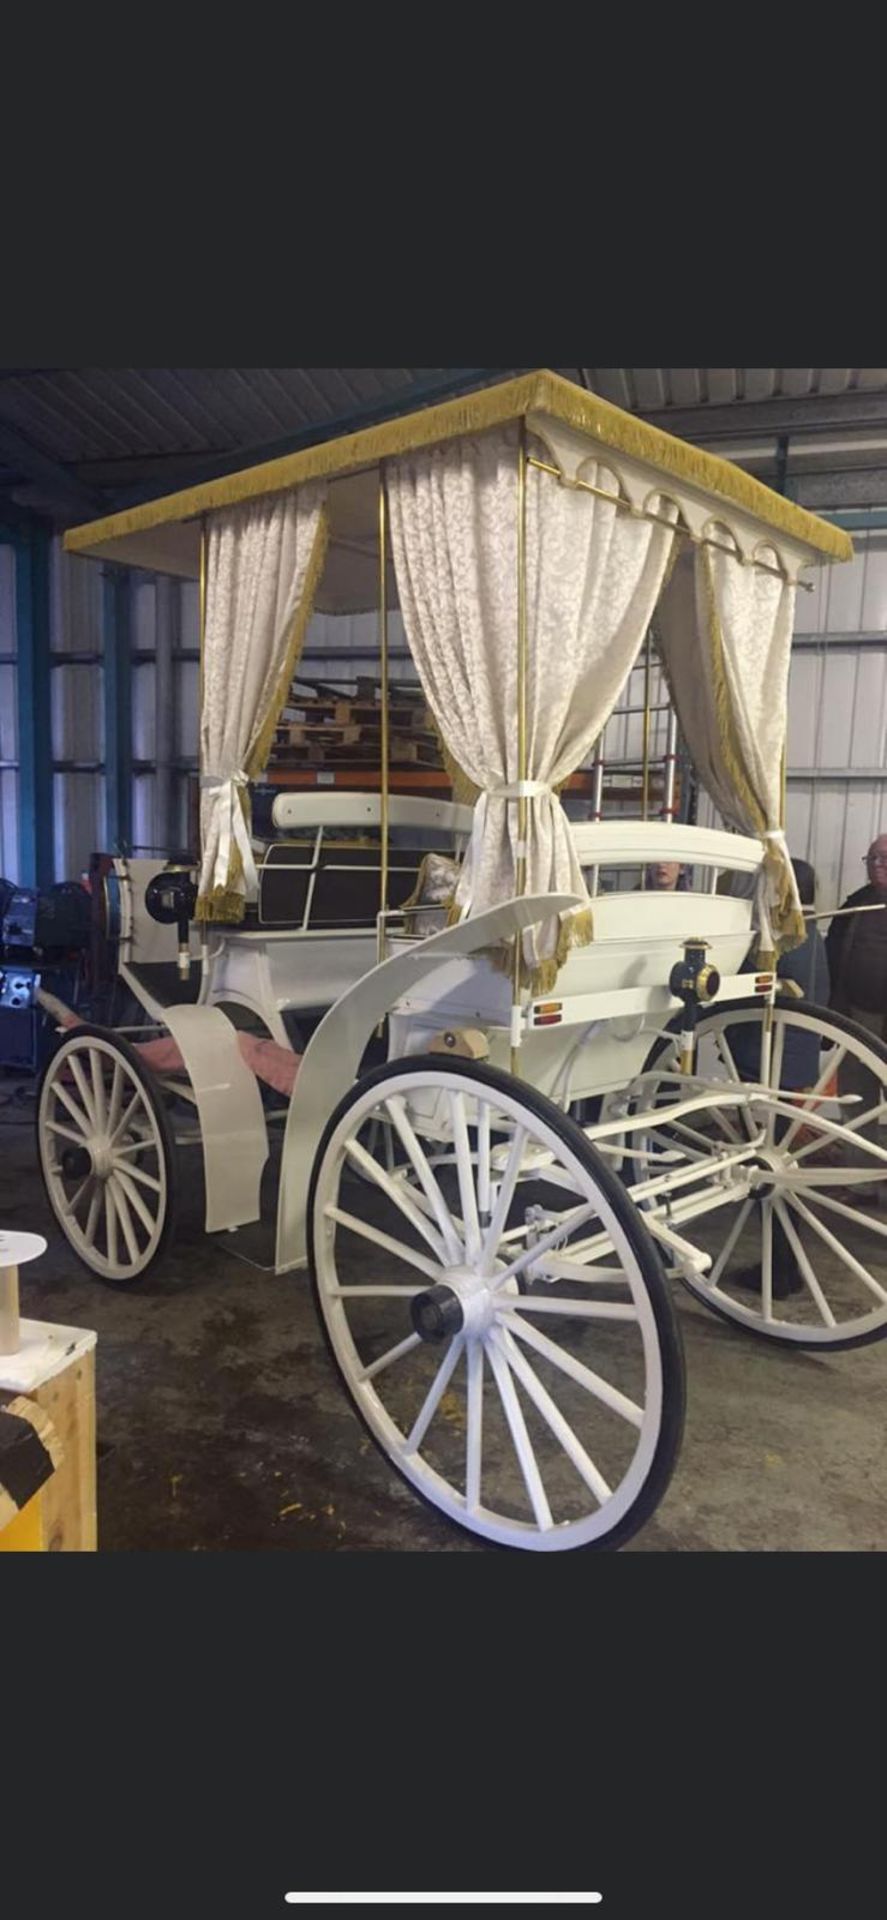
[64,371,851,980]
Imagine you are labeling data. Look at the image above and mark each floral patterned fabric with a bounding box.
[197,483,328,920]
[387,424,679,976]
[657,542,804,954]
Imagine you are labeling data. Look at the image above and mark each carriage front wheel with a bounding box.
[307,1056,685,1551]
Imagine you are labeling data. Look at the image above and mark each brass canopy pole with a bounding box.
[198,517,207,714]
[378,467,390,969]
[511,420,529,1073]
[525,454,814,592]
[641,627,653,830]
[197,519,208,926]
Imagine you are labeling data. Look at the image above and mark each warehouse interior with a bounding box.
[2,366,887,1552]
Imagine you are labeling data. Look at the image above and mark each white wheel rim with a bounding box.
[637,1007,887,1345]
[39,1035,168,1280]
[312,1068,672,1551]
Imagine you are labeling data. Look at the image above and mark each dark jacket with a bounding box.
[728,925,830,1090]
[825,883,882,1014]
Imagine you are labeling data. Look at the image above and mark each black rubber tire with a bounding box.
[36,1022,178,1286]
[627,996,887,1352]
[307,1054,686,1551]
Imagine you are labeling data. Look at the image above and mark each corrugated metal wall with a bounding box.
[0,539,200,888]
[0,545,17,877]
[50,540,105,881]
[130,572,199,857]
[786,531,887,910]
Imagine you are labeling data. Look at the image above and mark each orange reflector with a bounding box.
[755,975,774,991]
[535,1001,563,1015]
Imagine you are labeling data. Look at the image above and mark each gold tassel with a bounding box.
[483,903,595,997]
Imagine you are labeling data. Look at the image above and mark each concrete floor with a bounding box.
[3,1075,887,1552]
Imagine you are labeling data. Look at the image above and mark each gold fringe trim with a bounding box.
[64,371,852,567]
[195,505,330,924]
[481,903,596,999]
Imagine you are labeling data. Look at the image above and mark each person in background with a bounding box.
[642,861,688,891]
[825,833,887,1032]
[824,832,887,1188]
[728,856,830,1297]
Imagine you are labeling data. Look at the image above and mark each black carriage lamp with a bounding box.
[145,859,199,980]
[668,937,721,1074]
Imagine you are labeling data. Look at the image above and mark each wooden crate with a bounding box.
[0,1322,97,1552]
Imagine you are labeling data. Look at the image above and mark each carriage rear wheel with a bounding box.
[308,1056,685,1551]
[37,1024,176,1284]
[630,999,887,1350]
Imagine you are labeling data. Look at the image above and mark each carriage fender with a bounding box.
[274,891,582,1273]
[161,1004,269,1233]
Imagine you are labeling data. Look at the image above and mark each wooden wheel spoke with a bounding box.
[358,1332,423,1383]
[105,1184,119,1269]
[486,1335,554,1530]
[344,1136,449,1262]
[382,1095,462,1261]
[780,1046,845,1155]
[118,1161,162,1195]
[90,1048,108,1129]
[45,1118,91,1148]
[68,1054,99,1131]
[784,1191,887,1307]
[84,1184,102,1249]
[404,1336,464,1454]
[52,1081,93,1136]
[771,1198,836,1327]
[449,1090,482,1262]
[465,1339,483,1513]
[113,1164,158,1238]
[480,1124,528,1273]
[492,1323,612,1505]
[505,1311,644,1429]
[323,1203,447,1284]
[110,1176,141,1265]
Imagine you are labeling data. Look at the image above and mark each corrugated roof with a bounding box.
[5,368,887,526]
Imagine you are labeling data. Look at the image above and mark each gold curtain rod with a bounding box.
[526,455,814,592]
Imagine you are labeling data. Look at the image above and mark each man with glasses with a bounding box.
[825,833,887,1197]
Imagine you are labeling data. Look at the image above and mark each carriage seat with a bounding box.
[255,840,459,933]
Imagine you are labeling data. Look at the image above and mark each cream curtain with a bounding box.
[196,484,329,922]
[386,425,680,988]
[657,542,804,956]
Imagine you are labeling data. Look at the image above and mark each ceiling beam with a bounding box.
[0,418,105,515]
[637,390,887,442]
[110,368,518,509]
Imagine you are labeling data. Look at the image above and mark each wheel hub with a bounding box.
[89,1137,114,1181]
[411,1265,500,1342]
[61,1143,92,1182]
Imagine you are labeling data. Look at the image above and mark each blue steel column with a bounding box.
[103,565,132,853]
[15,526,53,888]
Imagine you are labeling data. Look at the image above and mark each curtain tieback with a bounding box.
[754,828,794,952]
[200,768,258,896]
[455,781,556,920]
[488,779,553,801]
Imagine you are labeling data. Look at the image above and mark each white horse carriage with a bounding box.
[35,371,887,1551]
